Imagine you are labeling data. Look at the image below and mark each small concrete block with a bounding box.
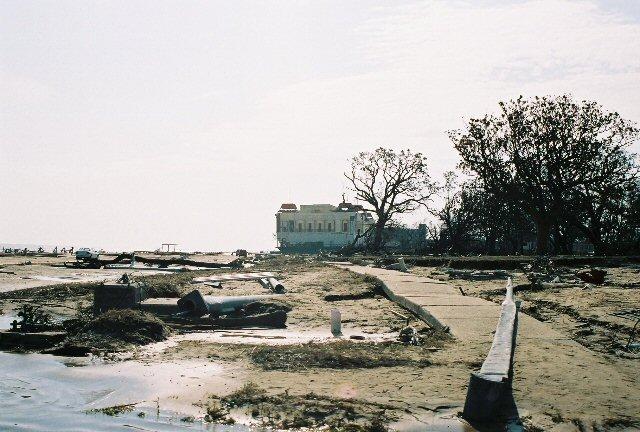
[93,282,144,314]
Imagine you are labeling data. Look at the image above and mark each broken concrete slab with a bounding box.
[411,296,493,307]
[0,330,66,349]
[422,305,501,319]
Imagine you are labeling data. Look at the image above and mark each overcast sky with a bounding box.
[2,0,639,252]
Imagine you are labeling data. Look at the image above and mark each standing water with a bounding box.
[0,350,251,432]
[0,313,248,432]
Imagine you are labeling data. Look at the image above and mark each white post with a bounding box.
[503,277,514,305]
[331,309,342,336]
[131,253,136,268]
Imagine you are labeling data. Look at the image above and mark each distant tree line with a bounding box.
[346,95,640,255]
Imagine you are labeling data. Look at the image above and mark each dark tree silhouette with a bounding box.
[450,95,639,254]
[345,147,435,252]
[430,172,479,253]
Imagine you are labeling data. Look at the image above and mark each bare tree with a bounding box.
[345,148,435,252]
[450,95,639,254]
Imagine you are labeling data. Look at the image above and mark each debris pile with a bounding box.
[0,304,65,350]
[446,269,510,281]
[524,256,561,285]
[62,309,170,353]
[176,290,289,328]
[398,326,419,345]
[575,268,607,285]
[10,304,54,332]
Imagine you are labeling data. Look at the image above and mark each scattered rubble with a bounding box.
[192,272,286,293]
[398,326,419,345]
[446,269,510,281]
[575,268,607,285]
[247,339,443,371]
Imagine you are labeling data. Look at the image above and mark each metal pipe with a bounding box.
[177,290,276,317]
[267,278,285,293]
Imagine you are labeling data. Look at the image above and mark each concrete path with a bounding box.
[342,265,558,340]
[338,265,640,428]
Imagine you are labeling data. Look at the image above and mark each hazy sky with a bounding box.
[2,0,640,252]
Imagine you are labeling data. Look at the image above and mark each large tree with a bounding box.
[566,143,639,254]
[345,147,435,252]
[430,171,480,254]
[431,173,534,254]
[450,95,639,254]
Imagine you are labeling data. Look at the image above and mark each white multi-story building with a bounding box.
[275,201,375,252]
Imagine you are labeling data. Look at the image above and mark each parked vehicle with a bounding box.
[75,248,99,262]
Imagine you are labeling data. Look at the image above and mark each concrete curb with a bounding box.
[462,279,520,422]
[377,279,448,331]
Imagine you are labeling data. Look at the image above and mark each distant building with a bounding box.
[275,201,375,253]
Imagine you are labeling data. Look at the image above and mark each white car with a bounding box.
[75,248,99,261]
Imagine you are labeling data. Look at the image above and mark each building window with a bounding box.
[298,223,302,231]
[317,222,322,232]
[327,223,332,232]
[343,221,348,232]
[308,223,312,231]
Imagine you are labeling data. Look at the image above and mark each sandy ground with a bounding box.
[1,258,454,428]
[1,256,639,431]
[412,265,640,431]
[413,265,640,355]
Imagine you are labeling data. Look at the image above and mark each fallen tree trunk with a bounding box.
[98,253,241,269]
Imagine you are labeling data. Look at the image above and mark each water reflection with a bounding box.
[0,351,247,432]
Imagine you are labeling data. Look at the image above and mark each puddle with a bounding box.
[141,327,398,355]
[0,351,247,431]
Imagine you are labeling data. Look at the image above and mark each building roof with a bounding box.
[278,201,369,213]
[337,202,364,212]
[279,203,298,211]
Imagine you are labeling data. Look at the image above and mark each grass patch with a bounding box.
[87,402,137,416]
[209,383,395,430]
[134,269,229,298]
[0,282,96,301]
[64,309,170,352]
[249,339,441,371]
[136,273,194,298]
[324,281,383,302]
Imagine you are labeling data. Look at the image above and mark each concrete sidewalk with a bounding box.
[337,264,640,428]
[343,265,561,341]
